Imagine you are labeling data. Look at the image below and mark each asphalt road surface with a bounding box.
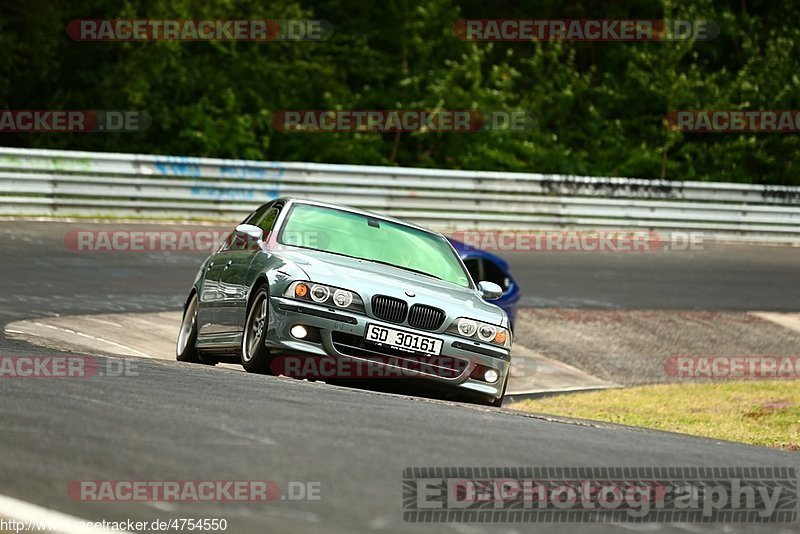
[1,220,799,533]
[2,222,799,321]
[504,243,800,310]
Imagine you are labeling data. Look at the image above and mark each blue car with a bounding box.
[448,239,520,330]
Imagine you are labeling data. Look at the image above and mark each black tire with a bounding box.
[241,286,274,374]
[176,292,216,365]
[177,292,201,362]
[490,377,508,407]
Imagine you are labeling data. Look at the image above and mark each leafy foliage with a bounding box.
[1,0,798,183]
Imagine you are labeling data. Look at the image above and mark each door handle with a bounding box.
[223,259,233,270]
[207,262,214,270]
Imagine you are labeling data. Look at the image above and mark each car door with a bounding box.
[197,248,232,337]
[214,204,281,336]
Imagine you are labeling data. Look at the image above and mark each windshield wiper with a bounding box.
[286,244,445,281]
[362,258,444,280]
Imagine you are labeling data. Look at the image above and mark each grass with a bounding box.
[511,380,800,451]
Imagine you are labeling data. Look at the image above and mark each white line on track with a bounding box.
[0,493,130,534]
[31,322,152,359]
[82,316,124,329]
[751,311,800,335]
[219,424,277,446]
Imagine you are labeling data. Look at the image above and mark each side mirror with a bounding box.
[478,281,503,300]
[234,224,264,246]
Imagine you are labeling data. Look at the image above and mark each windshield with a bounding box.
[278,203,471,288]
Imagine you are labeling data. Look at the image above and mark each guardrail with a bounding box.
[2,146,800,242]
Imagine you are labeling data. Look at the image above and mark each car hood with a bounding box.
[276,246,507,327]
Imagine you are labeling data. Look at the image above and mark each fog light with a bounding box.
[290,325,308,339]
[484,369,499,383]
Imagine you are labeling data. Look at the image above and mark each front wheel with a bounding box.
[490,378,508,407]
[241,286,274,374]
[177,293,201,363]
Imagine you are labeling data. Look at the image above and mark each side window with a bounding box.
[226,203,279,251]
[462,257,481,285]
[242,202,273,226]
[254,207,279,235]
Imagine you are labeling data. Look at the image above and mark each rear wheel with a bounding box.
[241,286,274,374]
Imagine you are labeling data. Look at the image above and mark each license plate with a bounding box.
[365,324,443,356]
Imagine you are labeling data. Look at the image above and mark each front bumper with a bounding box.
[267,296,510,400]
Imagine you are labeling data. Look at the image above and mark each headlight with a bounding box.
[332,289,353,308]
[284,281,364,313]
[310,284,330,303]
[477,323,496,342]
[457,318,478,337]
[448,317,511,348]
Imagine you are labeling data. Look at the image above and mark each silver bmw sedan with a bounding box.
[176,197,511,406]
